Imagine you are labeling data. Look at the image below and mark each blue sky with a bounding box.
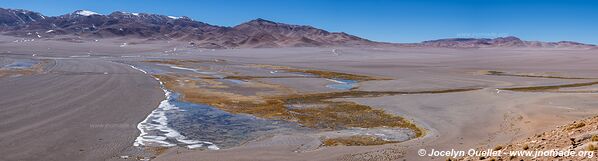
[1,0,597,44]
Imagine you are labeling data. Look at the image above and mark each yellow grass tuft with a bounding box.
[565,122,586,130]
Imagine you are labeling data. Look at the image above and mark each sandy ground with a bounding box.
[2,35,598,161]
[0,56,164,160]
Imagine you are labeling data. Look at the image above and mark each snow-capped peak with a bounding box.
[121,12,140,16]
[74,10,100,16]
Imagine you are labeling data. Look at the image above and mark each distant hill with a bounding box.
[0,8,594,49]
[400,36,595,49]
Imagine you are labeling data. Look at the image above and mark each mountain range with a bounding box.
[0,8,595,49]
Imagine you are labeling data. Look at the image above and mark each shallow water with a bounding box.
[327,127,416,142]
[130,64,167,74]
[130,64,297,150]
[159,64,225,78]
[4,59,37,69]
[134,88,217,149]
[169,97,295,148]
[325,79,358,90]
[269,70,357,90]
[223,79,247,84]
[159,64,250,86]
[135,87,296,150]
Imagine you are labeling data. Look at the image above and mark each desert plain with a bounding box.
[2,35,598,161]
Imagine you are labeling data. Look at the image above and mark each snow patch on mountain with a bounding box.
[75,10,100,16]
[167,16,181,19]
